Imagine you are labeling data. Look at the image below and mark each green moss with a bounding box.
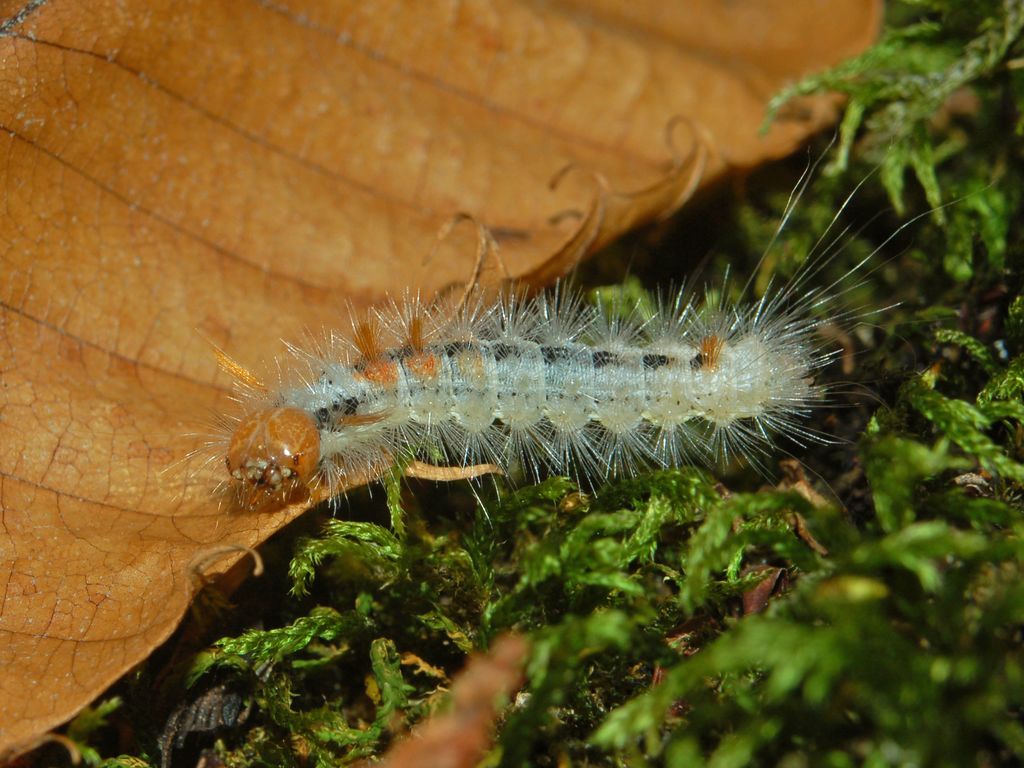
[768,1,1023,282]
[65,698,122,766]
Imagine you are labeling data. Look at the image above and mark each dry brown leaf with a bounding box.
[0,0,880,758]
[376,634,528,768]
[740,565,788,615]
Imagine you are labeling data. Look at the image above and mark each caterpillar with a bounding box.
[204,169,895,514]
[211,281,848,513]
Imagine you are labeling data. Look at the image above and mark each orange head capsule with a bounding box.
[225,407,321,510]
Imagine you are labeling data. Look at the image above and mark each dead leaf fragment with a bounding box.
[377,634,528,768]
[0,0,880,758]
[741,565,788,615]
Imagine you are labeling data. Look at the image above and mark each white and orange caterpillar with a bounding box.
[212,279,837,512]
[201,159,916,514]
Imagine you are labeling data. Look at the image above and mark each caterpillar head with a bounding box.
[225,407,321,510]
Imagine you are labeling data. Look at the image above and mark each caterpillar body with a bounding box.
[217,279,838,512]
